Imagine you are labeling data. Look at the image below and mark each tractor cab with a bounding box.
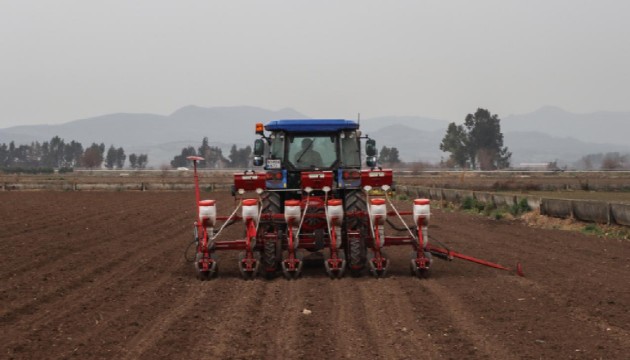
[252,119,377,190]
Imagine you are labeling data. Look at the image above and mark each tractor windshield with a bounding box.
[288,134,336,169]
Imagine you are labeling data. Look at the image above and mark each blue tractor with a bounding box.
[189,119,435,280]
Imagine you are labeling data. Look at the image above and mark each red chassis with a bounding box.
[187,156,523,280]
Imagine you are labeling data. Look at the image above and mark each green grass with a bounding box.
[581,223,605,236]
[459,196,534,220]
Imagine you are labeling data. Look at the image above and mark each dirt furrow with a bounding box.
[253,279,303,358]
[0,225,187,347]
[0,192,153,241]
[419,278,517,360]
[504,275,630,352]
[18,256,191,359]
[121,283,206,360]
[186,280,267,360]
[0,210,189,313]
[0,199,183,272]
[358,278,444,359]
[2,191,629,359]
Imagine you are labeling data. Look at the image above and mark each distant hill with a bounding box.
[368,124,444,163]
[358,116,449,134]
[367,107,630,164]
[368,126,630,165]
[0,106,308,166]
[504,131,630,166]
[503,106,630,146]
[1,105,629,166]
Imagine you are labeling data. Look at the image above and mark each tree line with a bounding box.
[172,137,406,169]
[576,152,630,170]
[171,137,252,168]
[0,136,148,170]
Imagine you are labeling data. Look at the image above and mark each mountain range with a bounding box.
[1,105,629,167]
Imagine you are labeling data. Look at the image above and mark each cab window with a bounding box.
[288,135,336,169]
[340,131,360,167]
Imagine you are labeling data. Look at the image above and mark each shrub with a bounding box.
[510,198,532,216]
[482,202,495,216]
[462,197,475,210]
[461,196,489,213]
[582,223,604,236]
[492,210,504,220]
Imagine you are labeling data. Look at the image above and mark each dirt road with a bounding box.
[1,191,628,359]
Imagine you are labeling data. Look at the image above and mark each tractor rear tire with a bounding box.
[344,190,368,276]
[260,191,282,279]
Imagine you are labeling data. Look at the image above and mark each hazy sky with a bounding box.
[1,0,629,128]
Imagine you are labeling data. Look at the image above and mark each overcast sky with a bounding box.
[1,0,629,128]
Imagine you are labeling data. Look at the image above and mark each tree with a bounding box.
[128,153,138,169]
[197,137,227,168]
[115,147,126,169]
[64,140,84,167]
[0,143,8,167]
[601,152,628,170]
[82,143,104,169]
[439,123,468,168]
[7,141,16,166]
[440,108,511,170]
[137,154,148,169]
[228,144,252,168]
[47,136,65,168]
[171,146,197,168]
[378,146,401,165]
[378,146,390,164]
[105,145,117,169]
[129,153,149,169]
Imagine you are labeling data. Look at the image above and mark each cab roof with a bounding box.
[264,119,359,133]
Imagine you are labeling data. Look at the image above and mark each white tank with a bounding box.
[198,200,217,227]
[413,199,431,226]
[284,199,302,225]
[326,199,344,226]
[242,198,259,224]
[369,198,387,225]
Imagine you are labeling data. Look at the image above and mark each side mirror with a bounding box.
[366,156,376,168]
[253,139,265,156]
[365,139,376,157]
[253,156,264,166]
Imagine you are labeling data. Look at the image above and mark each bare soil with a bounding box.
[1,191,629,359]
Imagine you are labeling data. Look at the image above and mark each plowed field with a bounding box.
[1,191,629,359]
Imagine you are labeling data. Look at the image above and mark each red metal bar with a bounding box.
[287,221,296,270]
[383,236,415,246]
[428,245,524,276]
[214,240,247,250]
[193,160,200,217]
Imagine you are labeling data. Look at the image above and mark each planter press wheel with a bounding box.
[410,251,432,279]
[194,253,218,281]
